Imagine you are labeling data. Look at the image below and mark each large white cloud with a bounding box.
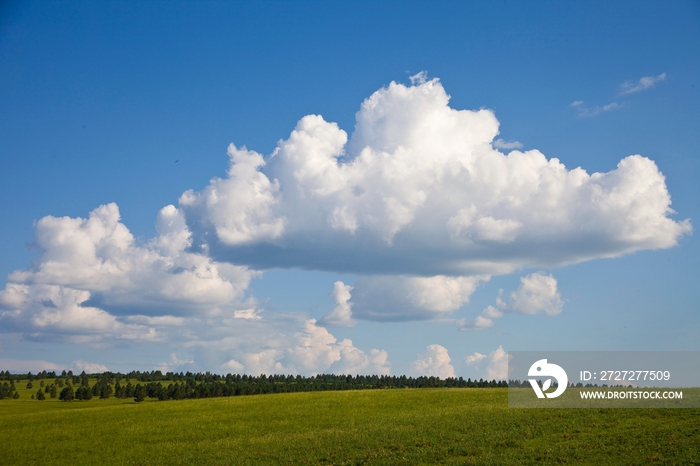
[181,75,690,278]
[1,203,255,318]
[0,203,389,374]
[0,202,258,343]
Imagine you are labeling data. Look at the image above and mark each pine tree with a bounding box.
[36,389,45,401]
[75,386,92,401]
[100,383,113,399]
[134,384,146,402]
[59,386,74,401]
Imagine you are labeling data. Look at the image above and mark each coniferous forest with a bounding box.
[0,369,507,402]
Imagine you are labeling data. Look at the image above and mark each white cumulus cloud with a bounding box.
[508,272,563,316]
[465,352,486,365]
[461,272,562,330]
[410,344,455,378]
[485,345,509,380]
[286,319,390,375]
[0,74,691,358]
[182,76,689,282]
[2,203,255,316]
[0,203,258,343]
[221,358,245,373]
[319,281,356,327]
[464,346,508,380]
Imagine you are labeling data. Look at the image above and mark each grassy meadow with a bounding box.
[2,383,700,465]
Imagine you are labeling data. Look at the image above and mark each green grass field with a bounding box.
[2,383,699,465]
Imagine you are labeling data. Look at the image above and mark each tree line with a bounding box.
[1,370,508,403]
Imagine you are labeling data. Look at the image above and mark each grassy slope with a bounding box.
[2,386,699,465]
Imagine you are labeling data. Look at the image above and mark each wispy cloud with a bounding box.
[571,100,622,117]
[620,73,666,95]
[571,72,666,117]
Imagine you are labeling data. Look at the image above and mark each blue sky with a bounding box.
[1,1,698,377]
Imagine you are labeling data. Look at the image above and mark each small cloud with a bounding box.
[156,353,194,373]
[602,102,621,112]
[459,309,498,330]
[620,73,666,95]
[222,359,244,372]
[461,272,562,330]
[509,272,563,316]
[71,360,108,373]
[574,101,622,117]
[409,70,429,86]
[465,352,486,366]
[485,346,508,380]
[493,139,523,150]
[464,346,509,380]
[233,308,262,320]
[410,344,455,378]
[319,281,356,327]
[125,315,185,326]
